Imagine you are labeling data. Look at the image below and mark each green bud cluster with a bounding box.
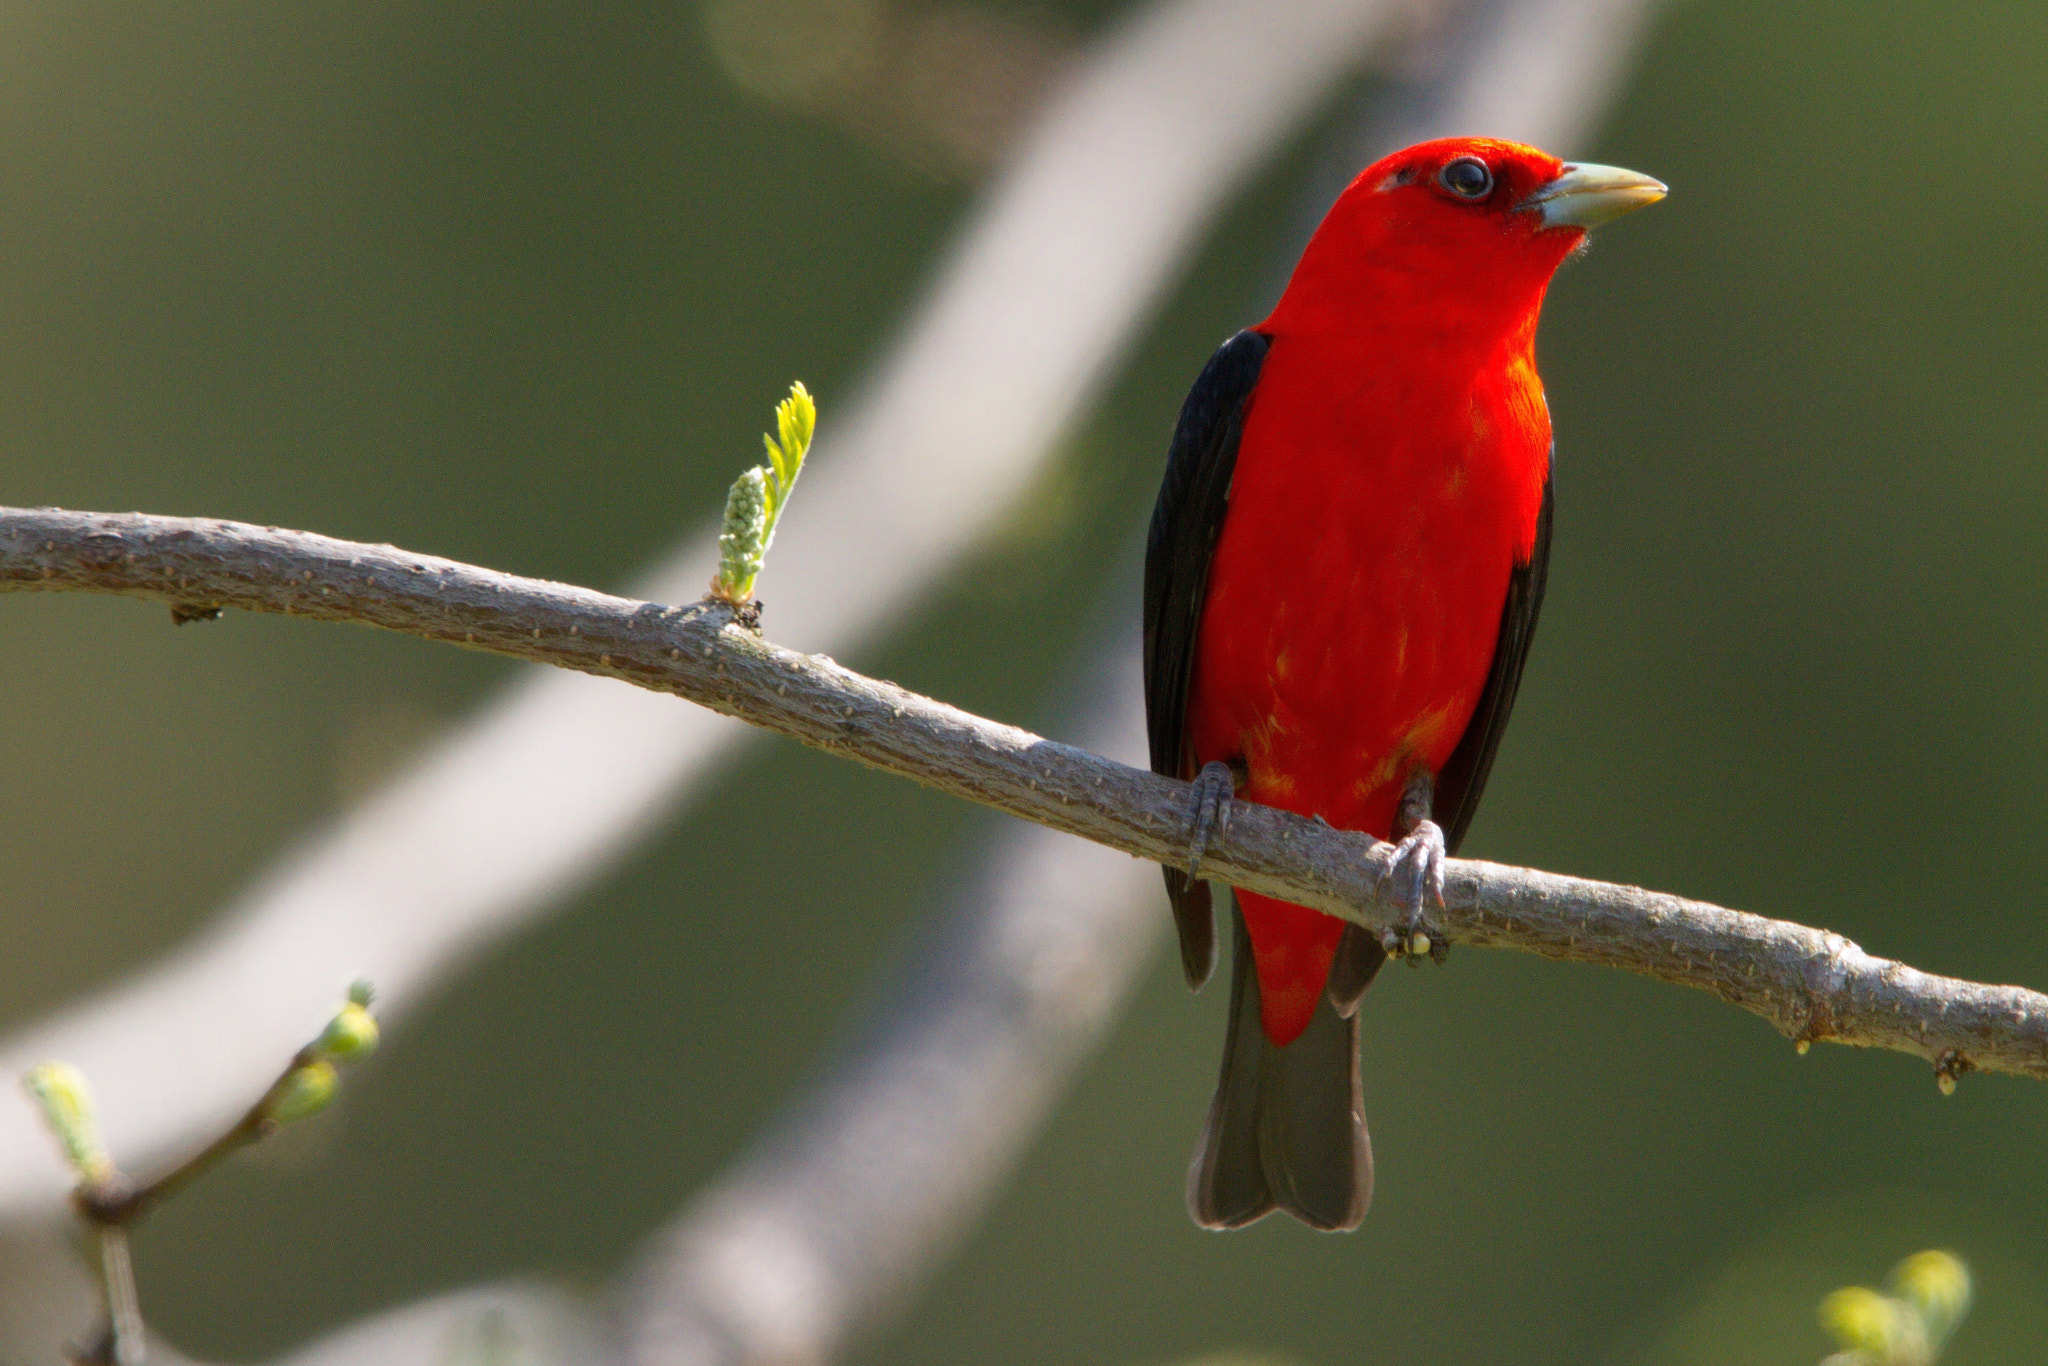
[267,1062,340,1126]
[1820,1249,1971,1366]
[710,381,816,603]
[1890,1251,1971,1346]
[22,1062,112,1183]
[314,994,380,1062]
[261,980,381,1129]
[716,466,770,599]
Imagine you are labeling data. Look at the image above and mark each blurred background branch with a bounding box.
[1819,1250,1972,1366]
[614,614,1158,1366]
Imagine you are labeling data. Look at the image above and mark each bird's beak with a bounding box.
[1521,162,1667,230]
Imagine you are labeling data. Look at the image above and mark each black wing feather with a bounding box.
[1433,460,1554,855]
[1142,329,1269,989]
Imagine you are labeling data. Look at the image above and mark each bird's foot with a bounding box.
[1378,818,1448,964]
[1184,760,1238,879]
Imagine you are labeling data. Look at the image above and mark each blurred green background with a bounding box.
[3,0,2047,1362]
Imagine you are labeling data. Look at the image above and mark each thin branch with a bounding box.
[3,506,2042,1087]
[90,1229,142,1366]
[74,1039,333,1231]
[23,997,381,1366]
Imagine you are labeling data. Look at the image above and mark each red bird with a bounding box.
[1143,138,1664,1231]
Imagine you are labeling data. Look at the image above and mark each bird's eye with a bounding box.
[1438,157,1493,200]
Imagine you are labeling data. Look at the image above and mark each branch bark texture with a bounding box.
[5,504,2044,1087]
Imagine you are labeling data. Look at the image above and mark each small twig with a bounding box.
[96,1228,144,1366]
[3,505,2045,1086]
[24,986,378,1365]
[67,989,375,1233]
[77,1052,306,1230]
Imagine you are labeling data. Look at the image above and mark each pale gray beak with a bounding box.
[1522,162,1667,229]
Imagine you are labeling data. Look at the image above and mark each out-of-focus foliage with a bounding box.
[21,1064,111,1186]
[700,0,1074,179]
[262,988,384,1130]
[1819,1250,1971,1366]
[1621,1194,2044,1365]
[313,982,382,1065]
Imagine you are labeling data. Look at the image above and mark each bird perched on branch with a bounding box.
[1143,137,1664,1231]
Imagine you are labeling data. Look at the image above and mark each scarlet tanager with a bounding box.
[1143,138,1664,1231]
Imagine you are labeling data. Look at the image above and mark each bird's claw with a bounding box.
[1377,818,1447,963]
[1184,760,1237,879]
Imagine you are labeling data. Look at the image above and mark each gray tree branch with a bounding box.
[5,505,2042,1089]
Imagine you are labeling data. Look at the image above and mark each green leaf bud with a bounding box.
[315,1001,380,1062]
[21,1062,112,1183]
[1818,1286,1904,1355]
[1889,1250,1971,1343]
[713,465,770,601]
[765,382,815,512]
[709,381,816,604]
[266,1061,339,1127]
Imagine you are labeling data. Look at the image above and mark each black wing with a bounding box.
[1433,459,1554,855]
[1142,328,1269,990]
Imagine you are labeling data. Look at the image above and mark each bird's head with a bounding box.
[1268,137,1665,341]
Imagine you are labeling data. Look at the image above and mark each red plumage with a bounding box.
[1145,137,1663,1229]
[1195,140,1570,1044]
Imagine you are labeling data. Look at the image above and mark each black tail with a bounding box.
[1186,908,1378,1231]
